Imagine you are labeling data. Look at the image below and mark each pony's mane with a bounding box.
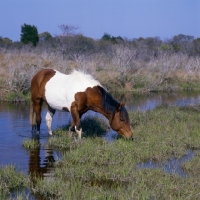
[98,86,118,114]
[98,86,130,124]
[70,70,101,87]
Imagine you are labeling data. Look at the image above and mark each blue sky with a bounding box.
[1,0,200,41]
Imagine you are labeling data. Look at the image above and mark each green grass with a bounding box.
[182,151,200,177]
[27,105,200,199]
[22,139,40,150]
[5,91,30,102]
[48,116,109,150]
[31,137,200,199]
[0,165,27,198]
[5,105,200,199]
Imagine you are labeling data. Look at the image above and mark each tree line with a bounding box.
[0,23,200,59]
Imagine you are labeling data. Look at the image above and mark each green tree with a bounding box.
[193,38,200,55]
[101,33,123,44]
[172,34,194,53]
[20,23,39,46]
[101,33,112,41]
[39,32,52,41]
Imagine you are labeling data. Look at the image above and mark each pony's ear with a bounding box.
[116,102,125,112]
[121,102,125,107]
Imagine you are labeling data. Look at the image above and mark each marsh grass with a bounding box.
[48,116,109,150]
[6,105,200,199]
[22,139,40,150]
[182,151,200,177]
[31,138,200,199]
[0,165,27,198]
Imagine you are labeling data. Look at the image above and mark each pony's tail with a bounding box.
[30,101,37,131]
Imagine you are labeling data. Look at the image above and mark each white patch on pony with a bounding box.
[45,70,101,111]
[45,110,54,135]
[75,126,82,140]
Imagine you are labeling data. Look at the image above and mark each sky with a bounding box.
[1,0,200,42]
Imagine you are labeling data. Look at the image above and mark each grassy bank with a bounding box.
[5,105,199,199]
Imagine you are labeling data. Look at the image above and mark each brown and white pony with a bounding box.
[30,69,133,139]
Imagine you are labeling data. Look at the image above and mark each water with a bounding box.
[137,150,195,177]
[0,103,66,175]
[0,91,200,177]
[115,91,200,111]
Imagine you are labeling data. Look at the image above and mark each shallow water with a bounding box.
[0,103,65,175]
[0,91,200,177]
[137,150,195,177]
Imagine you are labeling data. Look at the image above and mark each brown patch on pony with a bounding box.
[31,69,56,102]
[70,85,127,123]
[30,69,56,131]
[70,85,131,132]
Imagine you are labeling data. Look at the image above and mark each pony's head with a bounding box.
[110,102,133,139]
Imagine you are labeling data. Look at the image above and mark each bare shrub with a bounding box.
[111,44,140,88]
[71,53,100,74]
[144,53,200,90]
[6,63,40,94]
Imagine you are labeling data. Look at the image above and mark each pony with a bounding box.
[30,69,133,139]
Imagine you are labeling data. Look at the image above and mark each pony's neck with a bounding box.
[88,86,117,124]
[90,104,113,122]
[87,105,114,129]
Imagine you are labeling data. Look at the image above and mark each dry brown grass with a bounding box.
[1,50,200,99]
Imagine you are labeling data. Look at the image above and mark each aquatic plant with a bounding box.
[0,165,27,197]
[22,139,40,149]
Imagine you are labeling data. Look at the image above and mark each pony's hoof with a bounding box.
[75,126,82,140]
[48,131,53,135]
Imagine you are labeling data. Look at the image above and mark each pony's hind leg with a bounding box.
[45,106,55,135]
[32,98,43,134]
[30,102,37,132]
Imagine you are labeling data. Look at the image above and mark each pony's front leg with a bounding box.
[69,121,82,139]
[75,126,82,140]
[68,121,75,138]
[71,104,82,139]
[69,121,75,132]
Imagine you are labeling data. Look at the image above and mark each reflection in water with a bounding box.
[26,135,59,200]
[0,103,64,175]
[28,136,55,180]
